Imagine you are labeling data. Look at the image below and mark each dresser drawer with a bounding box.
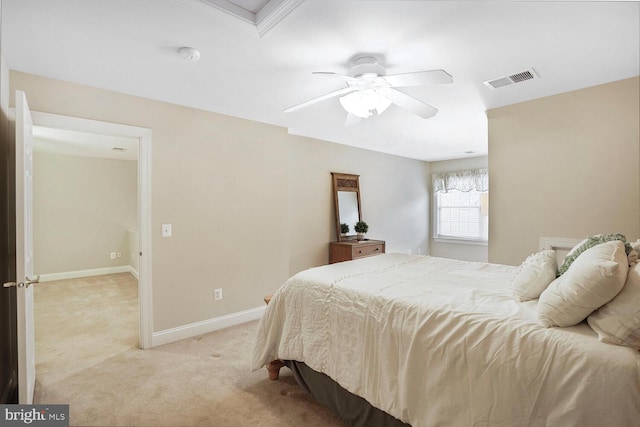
[352,243,384,258]
[329,240,386,263]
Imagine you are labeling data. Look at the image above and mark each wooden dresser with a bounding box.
[329,240,385,264]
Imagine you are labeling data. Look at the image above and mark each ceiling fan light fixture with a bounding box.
[339,93,369,118]
[349,56,385,78]
[284,55,451,122]
[339,89,391,119]
[370,91,392,115]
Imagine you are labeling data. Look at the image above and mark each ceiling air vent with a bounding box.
[484,68,538,89]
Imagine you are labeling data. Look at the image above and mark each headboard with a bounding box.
[539,237,582,266]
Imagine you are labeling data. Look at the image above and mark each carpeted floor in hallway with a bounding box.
[33,273,344,427]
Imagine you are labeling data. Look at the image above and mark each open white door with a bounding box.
[15,90,37,403]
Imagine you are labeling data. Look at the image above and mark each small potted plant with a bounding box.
[340,223,350,236]
[354,221,368,240]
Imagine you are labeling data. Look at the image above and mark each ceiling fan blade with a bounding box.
[377,87,438,119]
[344,113,361,127]
[312,71,359,83]
[381,69,452,87]
[284,86,357,113]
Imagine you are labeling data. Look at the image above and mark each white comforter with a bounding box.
[251,254,640,426]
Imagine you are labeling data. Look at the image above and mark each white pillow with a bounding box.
[538,240,628,327]
[588,262,640,350]
[510,250,557,301]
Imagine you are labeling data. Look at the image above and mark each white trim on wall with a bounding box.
[151,306,266,347]
[29,111,154,349]
[39,266,132,282]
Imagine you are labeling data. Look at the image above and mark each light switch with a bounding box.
[162,224,172,237]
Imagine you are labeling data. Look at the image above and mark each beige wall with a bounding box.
[287,138,430,273]
[10,71,429,332]
[429,155,488,262]
[488,77,640,265]
[32,150,137,274]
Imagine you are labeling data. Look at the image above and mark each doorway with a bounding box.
[30,111,152,349]
[33,127,138,279]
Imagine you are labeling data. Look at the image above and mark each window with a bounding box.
[432,169,488,243]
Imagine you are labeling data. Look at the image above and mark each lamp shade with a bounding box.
[339,89,392,118]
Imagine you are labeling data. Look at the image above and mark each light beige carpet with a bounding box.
[33,273,344,427]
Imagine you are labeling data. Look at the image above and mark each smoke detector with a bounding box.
[179,47,201,62]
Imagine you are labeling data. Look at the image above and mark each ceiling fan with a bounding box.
[284,56,452,125]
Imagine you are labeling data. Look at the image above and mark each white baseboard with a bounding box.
[151,305,266,348]
[39,265,134,282]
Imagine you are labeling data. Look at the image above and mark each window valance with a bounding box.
[432,168,488,193]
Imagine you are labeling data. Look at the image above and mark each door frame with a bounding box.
[29,111,153,349]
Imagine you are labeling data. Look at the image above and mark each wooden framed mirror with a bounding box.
[331,173,362,242]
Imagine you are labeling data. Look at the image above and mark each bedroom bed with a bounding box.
[251,239,640,426]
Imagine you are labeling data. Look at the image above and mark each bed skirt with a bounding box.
[285,360,410,427]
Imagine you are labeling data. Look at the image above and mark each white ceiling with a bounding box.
[2,0,639,161]
[33,127,139,161]
[230,0,270,13]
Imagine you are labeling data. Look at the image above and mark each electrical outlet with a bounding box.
[214,288,223,301]
[117,252,122,258]
[110,252,116,260]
